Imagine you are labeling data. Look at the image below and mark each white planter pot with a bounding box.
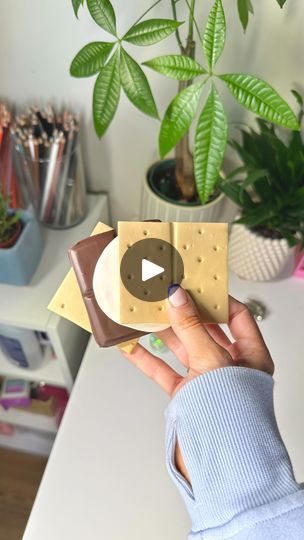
[141,161,228,222]
[229,222,295,281]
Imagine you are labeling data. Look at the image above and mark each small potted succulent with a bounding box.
[220,90,304,281]
[0,199,22,249]
[0,191,43,285]
[69,0,296,222]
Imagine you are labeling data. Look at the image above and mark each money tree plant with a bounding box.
[70,0,296,204]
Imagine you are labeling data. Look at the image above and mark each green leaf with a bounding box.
[235,205,274,228]
[219,180,243,206]
[120,48,158,119]
[291,89,304,124]
[276,0,287,7]
[6,212,22,228]
[87,0,116,36]
[225,165,248,179]
[220,74,299,129]
[70,42,115,77]
[237,0,254,31]
[243,168,268,187]
[288,187,304,205]
[291,89,303,107]
[194,85,228,203]
[229,139,257,168]
[142,54,206,80]
[159,81,205,158]
[281,231,299,248]
[123,19,182,46]
[93,50,120,138]
[72,0,84,18]
[256,117,275,134]
[203,0,226,71]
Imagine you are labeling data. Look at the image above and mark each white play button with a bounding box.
[142,258,164,282]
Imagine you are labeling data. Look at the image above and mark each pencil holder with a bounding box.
[14,141,87,229]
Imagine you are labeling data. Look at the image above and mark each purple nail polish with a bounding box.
[168,284,188,307]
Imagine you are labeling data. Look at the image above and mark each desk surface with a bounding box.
[23,272,304,540]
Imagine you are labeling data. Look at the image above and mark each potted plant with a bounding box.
[69,0,297,221]
[219,90,304,281]
[0,191,43,285]
[0,199,22,249]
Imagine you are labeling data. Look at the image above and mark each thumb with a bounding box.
[167,284,231,366]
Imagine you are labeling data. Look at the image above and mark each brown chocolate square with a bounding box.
[68,230,145,347]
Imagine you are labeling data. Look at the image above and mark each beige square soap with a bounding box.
[173,222,228,323]
[118,221,228,325]
[118,221,171,324]
[48,221,112,331]
[48,221,139,353]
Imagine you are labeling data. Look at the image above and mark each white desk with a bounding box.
[23,272,304,540]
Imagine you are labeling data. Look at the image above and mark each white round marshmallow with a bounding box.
[93,237,170,333]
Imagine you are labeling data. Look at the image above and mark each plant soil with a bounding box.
[0,220,22,249]
[251,224,284,241]
[150,162,219,205]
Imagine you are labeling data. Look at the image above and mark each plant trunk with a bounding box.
[174,39,197,200]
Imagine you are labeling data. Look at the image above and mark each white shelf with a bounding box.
[0,194,109,455]
[0,406,57,434]
[0,194,109,390]
[0,194,109,330]
[0,427,54,456]
[0,345,66,387]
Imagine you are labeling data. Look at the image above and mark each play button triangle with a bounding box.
[142,258,164,282]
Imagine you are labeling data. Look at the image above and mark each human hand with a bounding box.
[122,285,274,398]
[122,286,274,484]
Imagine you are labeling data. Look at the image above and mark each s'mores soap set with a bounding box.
[48,221,228,351]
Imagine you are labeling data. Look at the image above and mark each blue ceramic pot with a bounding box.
[0,211,43,285]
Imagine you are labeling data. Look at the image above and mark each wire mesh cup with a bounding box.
[14,137,87,228]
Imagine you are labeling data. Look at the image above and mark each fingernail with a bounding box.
[168,284,188,307]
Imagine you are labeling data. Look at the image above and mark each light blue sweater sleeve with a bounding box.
[165,367,304,539]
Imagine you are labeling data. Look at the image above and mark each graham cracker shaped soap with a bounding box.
[118,221,228,325]
[48,222,112,331]
[48,221,139,352]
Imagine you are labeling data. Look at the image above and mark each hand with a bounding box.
[122,286,274,483]
[122,286,274,397]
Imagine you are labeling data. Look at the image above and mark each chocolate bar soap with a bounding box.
[68,230,145,347]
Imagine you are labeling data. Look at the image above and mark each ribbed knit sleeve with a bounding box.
[165,367,304,539]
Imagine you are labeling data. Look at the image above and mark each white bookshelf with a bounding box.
[0,428,54,456]
[0,405,57,434]
[0,194,109,454]
[0,346,65,387]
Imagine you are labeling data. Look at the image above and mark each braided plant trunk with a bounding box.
[174,39,197,200]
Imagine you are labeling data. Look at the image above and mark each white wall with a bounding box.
[0,0,303,223]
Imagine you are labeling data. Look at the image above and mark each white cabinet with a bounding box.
[0,194,109,454]
[23,272,304,538]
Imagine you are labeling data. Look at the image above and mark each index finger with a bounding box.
[122,343,182,396]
